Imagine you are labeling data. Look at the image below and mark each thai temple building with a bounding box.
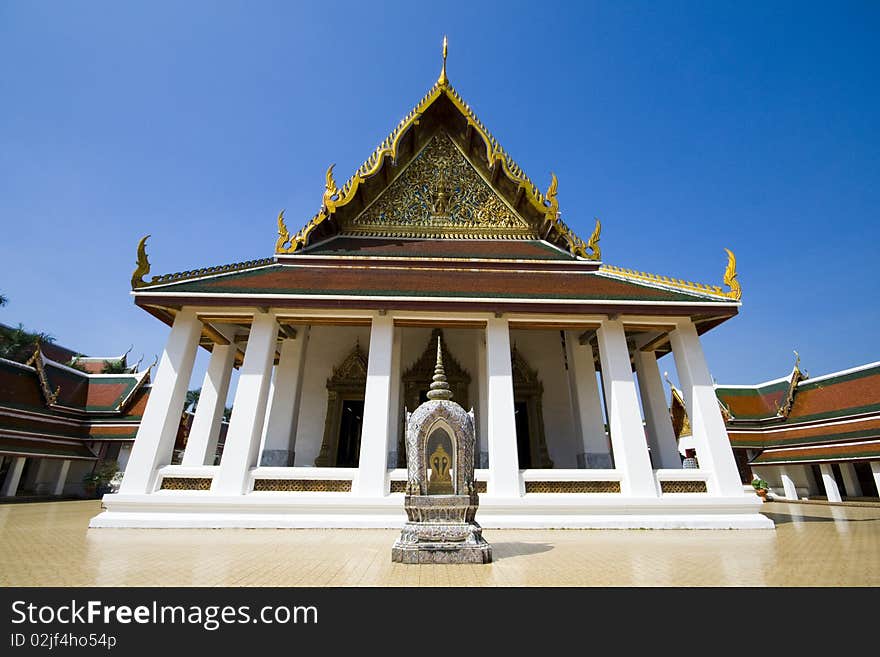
[710,358,880,502]
[0,333,150,498]
[91,42,772,529]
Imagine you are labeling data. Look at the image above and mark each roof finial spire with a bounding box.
[438,35,449,86]
[427,335,453,401]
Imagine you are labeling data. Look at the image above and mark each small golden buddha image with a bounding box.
[428,442,453,494]
[432,170,451,218]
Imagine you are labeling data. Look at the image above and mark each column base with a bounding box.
[259,450,295,467]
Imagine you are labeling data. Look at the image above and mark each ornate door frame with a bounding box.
[314,342,368,467]
[511,346,553,468]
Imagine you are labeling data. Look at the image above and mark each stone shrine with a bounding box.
[392,338,492,563]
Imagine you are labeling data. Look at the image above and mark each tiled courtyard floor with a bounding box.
[1,500,878,586]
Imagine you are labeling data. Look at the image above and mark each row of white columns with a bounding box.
[564,318,745,497]
[1,456,72,497]
[118,308,757,499]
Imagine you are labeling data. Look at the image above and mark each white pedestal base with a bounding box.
[91,492,773,530]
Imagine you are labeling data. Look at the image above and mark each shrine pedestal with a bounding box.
[392,494,492,564]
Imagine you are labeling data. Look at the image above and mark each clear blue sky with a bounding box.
[1,1,877,386]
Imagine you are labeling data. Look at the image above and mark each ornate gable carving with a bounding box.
[343,133,534,239]
[328,342,368,386]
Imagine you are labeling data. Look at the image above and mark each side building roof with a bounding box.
[716,361,880,462]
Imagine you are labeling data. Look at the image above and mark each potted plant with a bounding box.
[751,477,770,501]
[82,460,119,498]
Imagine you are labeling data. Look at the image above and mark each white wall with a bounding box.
[293,324,372,466]
[510,329,580,468]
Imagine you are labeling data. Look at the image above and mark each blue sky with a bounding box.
[1,1,877,386]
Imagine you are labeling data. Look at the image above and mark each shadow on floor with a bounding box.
[0,495,85,505]
[762,512,880,525]
[487,542,554,560]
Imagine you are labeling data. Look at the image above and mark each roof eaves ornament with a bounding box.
[26,341,61,406]
[275,210,290,253]
[723,248,742,301]
[775,350,808,418]
[131,235,151,289]
[599,248,742,301]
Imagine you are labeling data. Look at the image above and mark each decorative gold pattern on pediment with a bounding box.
[274,68,597,257]
[343,133,533,238]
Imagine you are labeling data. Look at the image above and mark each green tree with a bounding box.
[185,388,201,413]
[67,357,90,373]
[0,323,55,363]
[101,359,130,374]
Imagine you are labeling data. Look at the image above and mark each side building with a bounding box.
[0,338,149,498]
[716,359,880,502]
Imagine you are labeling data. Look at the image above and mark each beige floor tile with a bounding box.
[0,500,878,586]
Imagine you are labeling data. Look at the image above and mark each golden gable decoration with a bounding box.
[275,38,601,260]
[345,133,532,238]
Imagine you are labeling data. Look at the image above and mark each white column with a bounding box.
[567,333,612,468]
[596,319,657,496]
[486,317,521,497]
[476,333,489,468]
[819,463,842,503]
[839,462,862,497]
[119,309,202,494]
[386,325,403,468]
[633,349,682,470]
[257,369,276,458]
[356,314,395,497]
[182,343,235,466]
[871,462,880,499]
[2,457,26,496]
[669,319,743,497]
[211,312,278,495]
[260,332,308,466]
[780,468,798,500]
[53,459,71,496]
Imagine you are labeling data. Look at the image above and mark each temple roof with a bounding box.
[717,361,880,453]
[717,361,880,426]
[133,259,737,308]
[274,61,598,259]
[130,41,742,313]
[750,440,880,465]
[0,351,150,461]
[0,350,150,418]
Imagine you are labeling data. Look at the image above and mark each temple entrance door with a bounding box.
[514,400,531,468]
[336,399,364,467]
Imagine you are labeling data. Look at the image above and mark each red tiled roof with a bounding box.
[716,379,789,421]
[729,416,880,448]
[750,440,880,465]
[140,263,728,304]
